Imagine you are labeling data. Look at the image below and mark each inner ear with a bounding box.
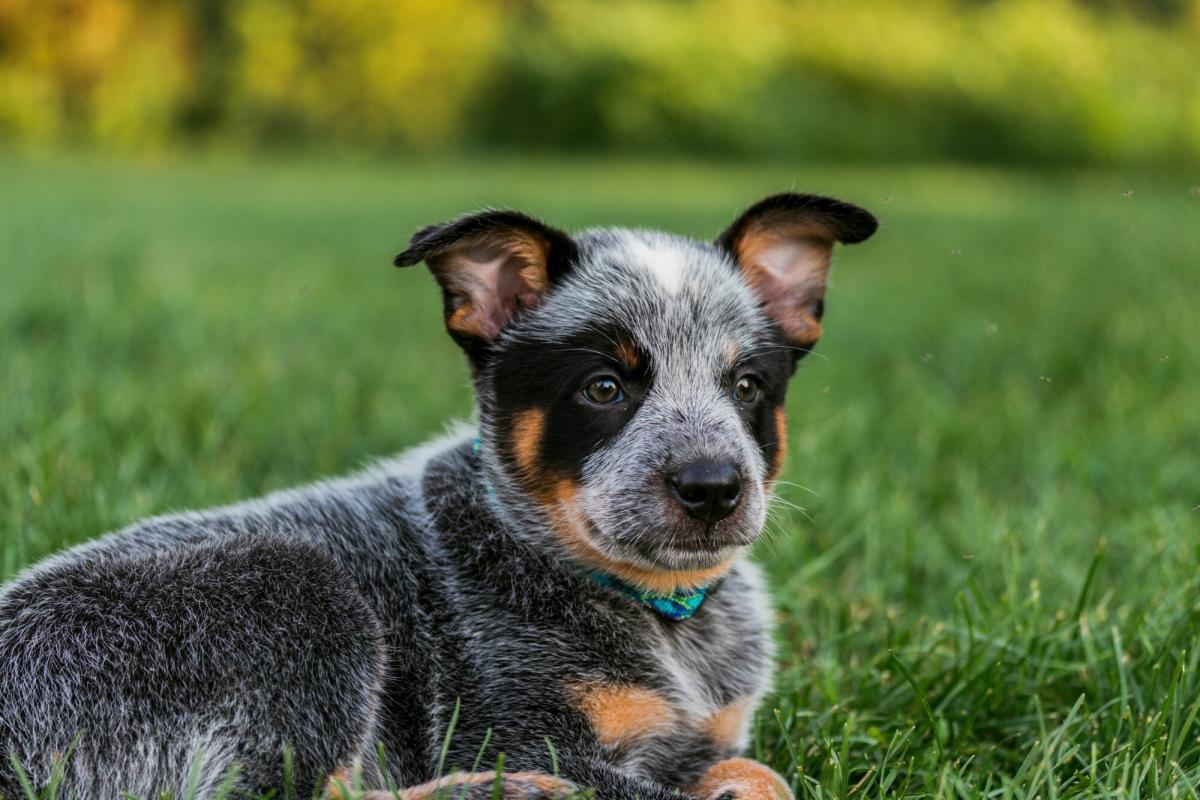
[717,193,876,351]
[395,210,577,350]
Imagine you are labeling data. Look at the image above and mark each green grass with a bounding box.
[2,150,1199,798]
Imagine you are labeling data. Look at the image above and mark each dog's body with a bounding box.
[0,196,875,799]
[0,430,771,799]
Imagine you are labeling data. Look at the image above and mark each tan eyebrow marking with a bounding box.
[614,339,640,370]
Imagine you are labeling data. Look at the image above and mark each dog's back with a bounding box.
[0,437,442,796]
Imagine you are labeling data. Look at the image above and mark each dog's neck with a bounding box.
[426,435,717,621]
[584,569,713,621]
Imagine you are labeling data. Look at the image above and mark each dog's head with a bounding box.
[396,194,876,591]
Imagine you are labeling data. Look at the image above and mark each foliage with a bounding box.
[1,0,1199,163]
[3,152,1199,796]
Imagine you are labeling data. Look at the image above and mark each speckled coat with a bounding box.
[0,193,876,800]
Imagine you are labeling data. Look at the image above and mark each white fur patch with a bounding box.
[628,235,687,295]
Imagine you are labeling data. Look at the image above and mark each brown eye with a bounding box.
[734,376,759,403]
[583,377,624,405]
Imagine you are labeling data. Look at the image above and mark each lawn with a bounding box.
[2,151,1198,798]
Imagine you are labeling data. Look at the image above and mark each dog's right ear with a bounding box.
[717,193,877,352]
[395,210,577,351]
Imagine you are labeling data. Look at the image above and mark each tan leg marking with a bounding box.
[325,767,353,799]
[705,696,753,751]
[570,682,678,747]
[689,758,794,800]
[361,770,576,800]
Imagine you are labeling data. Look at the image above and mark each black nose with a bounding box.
[668,460,743,523]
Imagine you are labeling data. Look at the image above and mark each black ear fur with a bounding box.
[715,193,878,253]
[394,209,578,357]
[394,209,577,280]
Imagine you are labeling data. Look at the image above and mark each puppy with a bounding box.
[0,193,876,799]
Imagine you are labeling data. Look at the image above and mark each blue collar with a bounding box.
[471,435,711,621]
[586,570,712,621]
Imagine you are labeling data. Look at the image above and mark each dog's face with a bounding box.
[396,195,876,590]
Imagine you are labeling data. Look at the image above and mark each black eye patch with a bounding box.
[491,325,652,481]
[730,333,795,476]
[731,322,794,390]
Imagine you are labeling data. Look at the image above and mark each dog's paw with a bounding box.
[688,758,793,800]
[358,770,579,800]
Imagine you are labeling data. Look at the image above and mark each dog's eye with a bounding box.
[734,376,760,404]
[582,377,624,405]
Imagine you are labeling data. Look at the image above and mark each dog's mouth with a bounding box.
[574,497,764,573]
[627,524,758,570]
[539,474,767,586]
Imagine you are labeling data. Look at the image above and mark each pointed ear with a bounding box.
[395,210,577,351]
[716,193,877,351]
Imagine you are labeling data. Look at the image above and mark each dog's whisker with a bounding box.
[769,479,822,498]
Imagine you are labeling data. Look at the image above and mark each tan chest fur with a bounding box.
[569,561,775,775]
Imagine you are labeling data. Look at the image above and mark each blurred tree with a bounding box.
[0,0,191,146]
[0,0,1197,163]
[226,0,503,147]
[174,0,238,137]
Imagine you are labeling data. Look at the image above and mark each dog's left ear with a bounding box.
[395,210,577,351]
[717,193,877,350]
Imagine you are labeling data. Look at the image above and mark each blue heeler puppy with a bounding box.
[0,193,876,800]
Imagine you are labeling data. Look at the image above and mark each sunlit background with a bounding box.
[3,2,1200,797]
[3,0,1200,164]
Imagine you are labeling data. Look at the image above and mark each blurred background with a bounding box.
[3,2,1200,794]
[2,0,1200,165]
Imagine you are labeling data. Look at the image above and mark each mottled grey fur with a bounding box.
[481,229,774,574]
[0,197,874,799]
